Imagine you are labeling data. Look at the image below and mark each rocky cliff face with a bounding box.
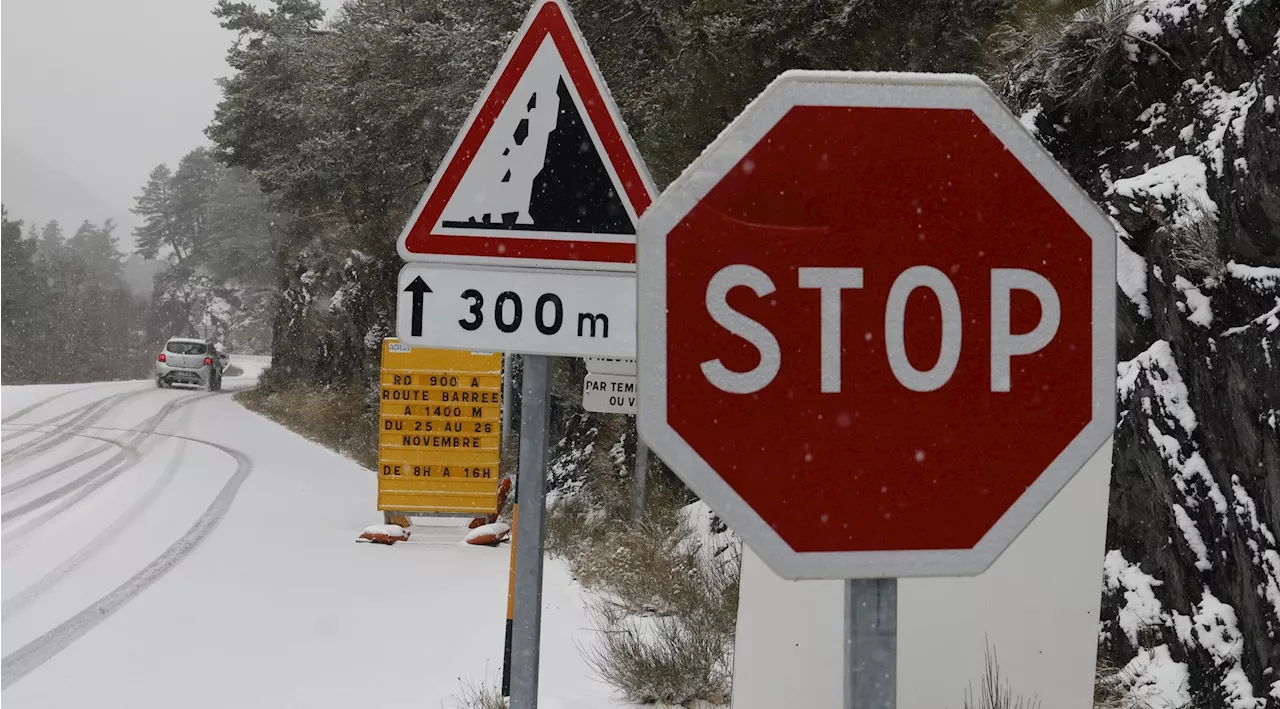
[1001,0,1278,704]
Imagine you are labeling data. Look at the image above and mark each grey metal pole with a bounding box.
[845,578,897,709]
[631,438,648,524]
[509,354,552,709]
[500,353,515,457]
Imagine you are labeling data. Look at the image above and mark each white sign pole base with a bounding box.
[731,438,1114,709]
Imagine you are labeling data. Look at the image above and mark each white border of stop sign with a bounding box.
[636,71,1117,580]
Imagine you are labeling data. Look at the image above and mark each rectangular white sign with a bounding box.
[582,373,637,415]
[584,357,636,375]
[397,263,636,358]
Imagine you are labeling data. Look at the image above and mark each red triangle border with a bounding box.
[400,1,652,268]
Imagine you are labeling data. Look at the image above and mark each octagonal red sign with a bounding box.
[637,72,1116,579]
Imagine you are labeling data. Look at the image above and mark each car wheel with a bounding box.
[157,376,166,389]
[203,375,214,392]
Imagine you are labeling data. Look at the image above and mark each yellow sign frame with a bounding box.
[376,339,504,516]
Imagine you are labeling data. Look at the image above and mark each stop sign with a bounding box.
[637,72,1115,579]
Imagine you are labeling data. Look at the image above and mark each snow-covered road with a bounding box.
[1,360,617,708]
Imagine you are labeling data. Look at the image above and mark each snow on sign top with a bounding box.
[397,0,655,272]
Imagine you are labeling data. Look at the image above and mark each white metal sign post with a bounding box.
[637,71,1117,708]
[391,2,655,708]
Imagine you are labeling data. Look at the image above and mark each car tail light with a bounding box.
[204,357,213,365]
[158,353,167,362]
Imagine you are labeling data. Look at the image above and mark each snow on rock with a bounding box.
[1174,275,1214,327]
[1116,221,1152,317]
[1192,589,1265,709]
[1227,260,1280,293]
[1229,476,1280,621]
[1118,340,1198,435]
[1117,645,1193,709]
[1172,504,1212,570]
[1109,154,1217,228]
[1183,74,1259,176]
[1222,298,1280,340]
[465,522,511,546]
[357,524,410,544]
[1103,549,1167,645]
[1018,104,1042,136]
[1138,101,1169,136]
[1224,0,1261,49]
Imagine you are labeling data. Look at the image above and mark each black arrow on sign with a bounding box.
[404,276,432,337]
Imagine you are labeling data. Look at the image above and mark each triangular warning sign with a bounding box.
[397,0,655,271]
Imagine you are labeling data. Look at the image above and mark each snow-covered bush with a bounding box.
[580,515,739,706]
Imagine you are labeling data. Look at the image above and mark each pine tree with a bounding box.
[1,207,49,382]
[68,219,125,287]
[171,148,224,258]
[132,164,182,262]
[37,219,65,259]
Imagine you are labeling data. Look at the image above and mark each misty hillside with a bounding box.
[1,139,136,241]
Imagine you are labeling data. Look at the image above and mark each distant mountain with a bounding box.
[1,138,137,245]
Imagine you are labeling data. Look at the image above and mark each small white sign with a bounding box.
[584,357,636,375]
[582,373,637,414]
[397,263,636,358]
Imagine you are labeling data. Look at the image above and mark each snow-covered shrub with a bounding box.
[542,403,739,704]
[581,529,739,706]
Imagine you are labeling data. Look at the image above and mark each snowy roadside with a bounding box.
[1,374,632,709]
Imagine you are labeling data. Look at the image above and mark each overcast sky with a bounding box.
[2,0,340,232]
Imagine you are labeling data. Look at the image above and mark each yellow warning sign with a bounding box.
[376,339,504,515]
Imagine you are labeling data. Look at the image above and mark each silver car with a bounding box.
[156,338,225,390]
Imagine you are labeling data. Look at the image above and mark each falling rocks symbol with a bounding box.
[442,79,631,236]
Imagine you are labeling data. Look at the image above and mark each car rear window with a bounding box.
[166,341,207,355]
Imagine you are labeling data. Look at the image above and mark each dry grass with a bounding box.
[546,453,703,615]
[961,642,1042,709]
[987,0,1148,115]
[236,381,377,468]
[447,670,506,709]
[1169,208,1226,279]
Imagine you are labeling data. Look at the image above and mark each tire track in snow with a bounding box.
[0,404,197,621]
[0,436,127,496]
[0,391,202,514]
[0,428,253,689]
[0,392,208,525]
[1,396,121,457]
[0,381,120,424]
[1,389,152,463]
